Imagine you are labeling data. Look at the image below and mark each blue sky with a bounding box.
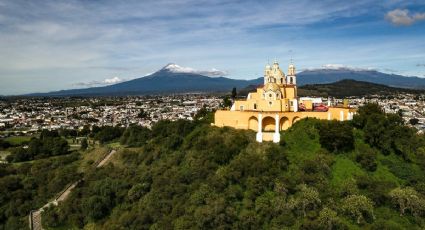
[0,0,425,95]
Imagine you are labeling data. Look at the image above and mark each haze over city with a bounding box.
[1,0,425,95]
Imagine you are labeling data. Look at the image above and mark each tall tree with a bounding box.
[80,138,88,150]
[231,87,237,101]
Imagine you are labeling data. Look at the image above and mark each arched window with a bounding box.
[254,103,257,110]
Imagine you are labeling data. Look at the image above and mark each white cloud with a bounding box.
[74,77,126,87]
[163,63,228,77]
[385,9,425,26]
[303,64,376,71]
[103,77,122,84]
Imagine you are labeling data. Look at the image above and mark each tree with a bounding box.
[222,96,232,108]
[138,109,149,119]
[352,103,383,128]
[363,114,392,155]
[127,183,150,202]
[397,109,403,118]
[231,87,237,101]
[318,120,354,153]
[0,139,11,149]
[6,136,69,162]
[120,126,151,147]
[82,195,111,221]
[355,147,377,172]
[409,118,419,126]
[389,187,425,217]
[94,126,124,144]
[318,207,339,230]
[40,129,59,139]
[341,195,374,224]
[80,138,88,150]
[79,125,91,136]
[194,106,211,122]
[293,184,321,217]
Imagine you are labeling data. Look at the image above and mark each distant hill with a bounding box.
[297,68,425,89]
[298,79,424,97]
[25,64,425,97]
[239,79,424,98]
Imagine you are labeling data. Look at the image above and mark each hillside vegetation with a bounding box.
[29,104,425,229]
[298,79,424,98]
[239,80,424,98]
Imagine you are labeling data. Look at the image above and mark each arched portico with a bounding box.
[262,116,275,132]
[292,116,300,124]
[248,116,258,131]
[280,117,290,130]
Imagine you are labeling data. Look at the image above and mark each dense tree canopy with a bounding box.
[2,103,425,229]
[6,134,69,163]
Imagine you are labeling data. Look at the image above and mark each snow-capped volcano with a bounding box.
[161,63,227,77]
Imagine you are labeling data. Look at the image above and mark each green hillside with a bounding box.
[1,104,425,229]
[239,79,424,98]
[43,104,425,229]
[298,79,424,98]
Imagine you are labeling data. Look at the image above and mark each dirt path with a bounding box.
[29,149,117,230]
[97,150,117,168]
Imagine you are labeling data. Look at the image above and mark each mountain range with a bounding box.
[26,63,425,96]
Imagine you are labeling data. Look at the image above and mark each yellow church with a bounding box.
[213,60,356,143]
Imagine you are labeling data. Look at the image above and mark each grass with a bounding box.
[281,118,322,163]
[107,142,123,149]
[372,162,402,186]
[373,206,420,229]
[331,155,366,188]
[65,138,82,151]
[0,150,10,161]
[4,136,33,145]
[78,147,110,173]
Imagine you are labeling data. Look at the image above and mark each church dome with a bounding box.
[263,82,280,92]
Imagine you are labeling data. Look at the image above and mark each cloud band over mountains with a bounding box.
[74,77,126,87]
[163,63,227,77]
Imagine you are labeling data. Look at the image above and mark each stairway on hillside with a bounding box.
[29,149,117,230]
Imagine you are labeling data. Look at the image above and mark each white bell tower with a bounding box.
[287,64,296,85]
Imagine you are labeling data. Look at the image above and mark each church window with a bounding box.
[240,105,244,111]
[269,101,272,106]
[254,103,257,110]
[269,93,272,98]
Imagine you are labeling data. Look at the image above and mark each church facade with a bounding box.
[213,61,356,143]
